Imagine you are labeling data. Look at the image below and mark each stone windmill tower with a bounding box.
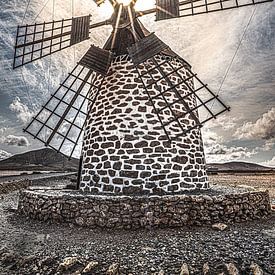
[13,0,270,195]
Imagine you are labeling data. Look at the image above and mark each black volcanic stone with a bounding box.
[113,162,122,170]
[155,146,166,153]
[124,84,137,89]
[98,170,107,176]
[122,142,133,149]
[138,106,146,112]
[173,164,182,171]
[111,109,122,115]
[102,177,110,184]
[124,135,137,141]
[150,141,160,147]
[168,184,179,192]
[180,182,195,188]
[133,154,146,159]
[88,170,95,175]
[101,142,114,149]
[120,170,138,178]
[163,163,172,169]
[152,163,161,169]
[143,148,153,153]
[184,165,193,171]
[96,163,102,169]
[126,149,140,154]
[83,176,90,181]
[85,164,94,169]
[92,143,99,149]
[150,175,166,181]
[104,161,111,169]
[132,179,144,185]
[84,157,90,163]
[87,150,93,156]
[125,159,141,165]
[134,130,145,136]
[145,182,157,189]
[102,155,108,161]
[103,184,114,192]
[143,135,155,141]
[113,178,124,185]
[95,150,105,156]
[190,170,198,177]
[91,157,100,162]
[172,156,188,164]
[110,156,120,161]
[107,135,119,141]
[144,159,154,164]
[159,180,169,187]
[134,141,148,148]
[140,171,151,178]
[136,165,145,170]
[157,157,165,162]
[167,173,180,179]
[92,174,100,182]
[108,170,116,177]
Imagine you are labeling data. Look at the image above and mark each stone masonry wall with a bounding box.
[81,55,208,195]
[18,189,271,229]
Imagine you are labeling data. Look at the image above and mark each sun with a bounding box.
[135,0,155,10]
[97,0,155,18]
[116,0,132,5]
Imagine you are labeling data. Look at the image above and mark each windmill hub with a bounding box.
[110,4,136,29]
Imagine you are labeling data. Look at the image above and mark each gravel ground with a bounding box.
[0,175,274,275]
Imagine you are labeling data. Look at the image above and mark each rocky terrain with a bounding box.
[0,174,274,274]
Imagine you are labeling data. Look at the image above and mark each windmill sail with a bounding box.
[24,46,112,158]
[154,0,273,21]
[129,34,229,141]
[13,15,91,69]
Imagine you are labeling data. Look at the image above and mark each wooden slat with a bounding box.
[79,45,113,75]
[128,33,169,65]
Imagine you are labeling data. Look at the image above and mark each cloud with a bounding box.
[201,129,223,146]
[1,135,30,147]
[205,143,256,163]
[234,108,275,140]
[0,149,12,160]
[260,156,275,168]
[207,115,239,131]
[9,97,34,125]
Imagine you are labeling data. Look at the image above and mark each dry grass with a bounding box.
[209,173,275,200]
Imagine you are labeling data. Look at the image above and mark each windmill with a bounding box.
[13,0,272,195]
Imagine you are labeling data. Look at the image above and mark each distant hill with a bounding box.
[206,161,274,172]
[0,148,79,172]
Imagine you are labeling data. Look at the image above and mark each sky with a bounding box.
[0,0,274,166]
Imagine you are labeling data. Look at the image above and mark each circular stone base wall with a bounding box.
[18,188,271,229]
